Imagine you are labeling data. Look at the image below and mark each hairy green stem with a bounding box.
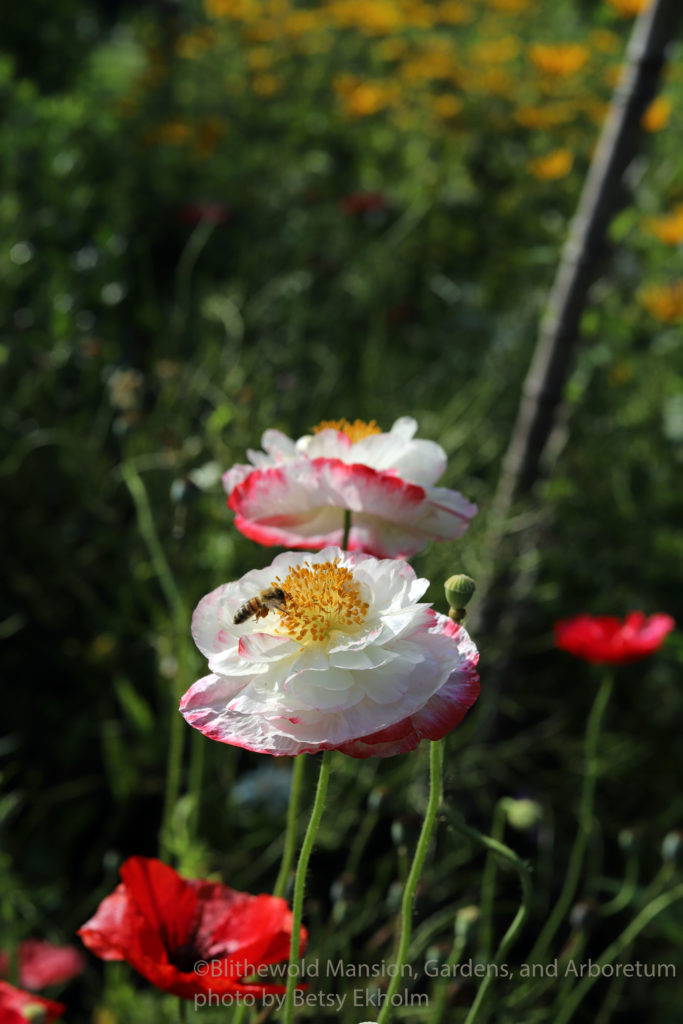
[377,740,444,1024]
[444,810,533,1024]
[283,752,332,1024]
[528,672,614,963]
[273,756,306,899]
[555,883,683,1024]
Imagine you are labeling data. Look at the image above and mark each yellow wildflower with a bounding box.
[401,50,455,81]
[490,0,530,10]
[204,0,258,18]
[642,95,672,132]
[470,68,514,95]
[514,102,575,129]
[645,206,683,245]
[432,94,464,119]
[639,281,683,322]
[282,10,325,35]
[336,77,398,116]
[472,36,520,64]
[436,1,473,24]
[326,0,403,34]
[528,43,590,77]
[528,148,573,180]
[606,0,652,16]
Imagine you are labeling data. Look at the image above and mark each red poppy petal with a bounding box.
[119,857,199,954]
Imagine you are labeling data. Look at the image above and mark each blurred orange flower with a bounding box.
[605,0,652,16]
[645,205,683,245]
[335,77,398,116]
[528,148,573,180]
[642,96,672,132]
[639,281,683,322]
[472,36,520,64]
[528,43,589,77]
[514,102,575,128]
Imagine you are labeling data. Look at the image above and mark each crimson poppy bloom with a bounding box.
[78,857,305,1000]
[0,981,64,1022]
[0,940,85,992]
[554,612,675,664]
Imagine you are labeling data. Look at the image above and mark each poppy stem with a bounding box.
[283,751,332,1024]
[443,810,533,1024]
[341,508,352,551]
[178,998,188,1021]
[376,739,444,1024]
[273,755,306,899]
[527,670,615,965]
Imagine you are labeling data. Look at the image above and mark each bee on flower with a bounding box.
[181,547,480,757]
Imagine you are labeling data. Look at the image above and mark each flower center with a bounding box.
[273,558,369,644]
[312,417,382,442]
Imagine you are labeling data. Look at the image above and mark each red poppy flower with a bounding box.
[0,981,64,1022]
[0,940,85,992]
[554,612,675,664]
[78,857,305,1000]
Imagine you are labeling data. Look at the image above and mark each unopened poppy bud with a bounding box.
[503,798,543,831]
[455,904,480,941]
[618,827,642,855]
[445,574,476,623]
[569,899,596,932]
[662,830,683,867]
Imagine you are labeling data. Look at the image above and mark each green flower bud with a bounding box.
[662,830,683,867]
[502,798,543,831]
[444,574,476,623]
[455,904,480,941]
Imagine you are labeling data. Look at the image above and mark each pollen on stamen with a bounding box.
[272,558,370,644]
[312,418,382,443]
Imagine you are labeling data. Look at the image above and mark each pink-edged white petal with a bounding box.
[221,418,475,558]
[228,458,475,559]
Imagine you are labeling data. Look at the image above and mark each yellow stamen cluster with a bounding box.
[312,418,383,442]
[273,559,370,644]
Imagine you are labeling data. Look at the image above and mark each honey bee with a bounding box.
[233,587,287,625]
